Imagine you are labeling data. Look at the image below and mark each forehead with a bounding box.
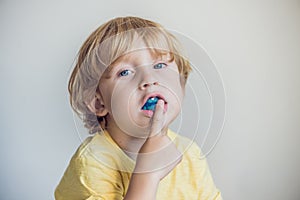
[97,28,172,65]
[102,39,171,72]
[94,28,175,80]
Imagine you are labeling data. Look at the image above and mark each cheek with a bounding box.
[160,73,184,98]
[109,85,149,136]
[109,84,136,113]
[167,78,184,114]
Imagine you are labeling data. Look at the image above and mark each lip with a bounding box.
[141,92,168,108]
[140,92,168,117]
[141,104,168,117]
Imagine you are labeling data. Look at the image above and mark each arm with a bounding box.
[123,173,159,200]
[124,100,182,200]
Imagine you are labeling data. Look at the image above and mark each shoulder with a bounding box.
[55,132,127,199]
[71,131,133,172]
[73,131,105,158]
[59,131,127,186]
[58,132,122,182]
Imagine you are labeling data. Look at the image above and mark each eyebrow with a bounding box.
[102,55,133,77]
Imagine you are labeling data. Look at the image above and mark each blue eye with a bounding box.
[154,63,167,69]
[118,69,132,77]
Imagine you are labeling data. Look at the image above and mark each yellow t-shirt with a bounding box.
[55,129,222,200]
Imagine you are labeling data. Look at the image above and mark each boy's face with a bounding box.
[98,41,185,137]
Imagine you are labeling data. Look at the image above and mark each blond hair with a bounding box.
[68,16,192,134]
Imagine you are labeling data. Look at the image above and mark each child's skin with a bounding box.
[90,39,184,199]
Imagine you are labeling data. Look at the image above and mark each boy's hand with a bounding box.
[134,99,183,180]
[124,100,182,200]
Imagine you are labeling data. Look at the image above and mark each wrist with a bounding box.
[124,173,159,200]
[132,171,161,183]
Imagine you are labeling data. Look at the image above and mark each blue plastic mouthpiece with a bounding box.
[142,97,159,111]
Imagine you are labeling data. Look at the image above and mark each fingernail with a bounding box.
[158,99,164,107]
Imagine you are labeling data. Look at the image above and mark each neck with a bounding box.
[105,115,168,160]
[106,123,147,160]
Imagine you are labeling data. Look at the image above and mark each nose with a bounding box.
[139,81,159,90]
[138,65,159,90]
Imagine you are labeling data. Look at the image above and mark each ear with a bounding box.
[87,95,108,117]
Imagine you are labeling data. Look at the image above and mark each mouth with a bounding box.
[141,93,168,116]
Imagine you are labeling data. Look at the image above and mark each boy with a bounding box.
[55,16,222,200]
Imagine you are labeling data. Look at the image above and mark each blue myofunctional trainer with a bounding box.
[142,97,159,111]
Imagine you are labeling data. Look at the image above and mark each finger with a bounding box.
[149,99,165,136]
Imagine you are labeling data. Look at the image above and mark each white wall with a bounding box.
[1,0,299,199]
